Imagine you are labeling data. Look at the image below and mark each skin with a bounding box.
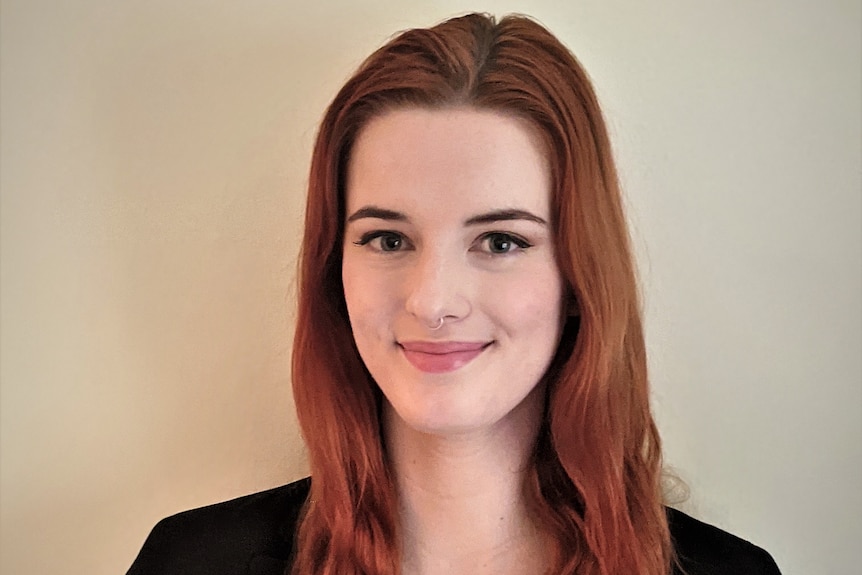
[342,107,564,574]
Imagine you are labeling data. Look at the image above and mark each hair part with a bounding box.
[291,12,672,575]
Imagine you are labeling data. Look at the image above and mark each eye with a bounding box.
[353,231,410,252]
[476,232,532,254]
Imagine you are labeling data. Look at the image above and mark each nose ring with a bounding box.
[429,317,445,331]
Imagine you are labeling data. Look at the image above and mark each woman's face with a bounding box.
[341,107,565,437]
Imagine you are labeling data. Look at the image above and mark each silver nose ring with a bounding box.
[429,317,445,331]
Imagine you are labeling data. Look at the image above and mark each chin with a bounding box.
[389,403,485,437]
[384,385,544,440]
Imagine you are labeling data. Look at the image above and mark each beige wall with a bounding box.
[1,1,859,574]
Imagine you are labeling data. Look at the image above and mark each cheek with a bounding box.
[523,295,565,341]
[342,260,395,336]
[490,267,564,336]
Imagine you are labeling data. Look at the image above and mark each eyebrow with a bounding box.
[464,209,547,226]
[346,206,547,226]
[346,206,407,223]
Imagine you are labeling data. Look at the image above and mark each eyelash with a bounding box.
[353,231,409,252]
[477,232,533,254]
[352,230,533,255]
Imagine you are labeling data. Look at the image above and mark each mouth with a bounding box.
[398,340,493,374]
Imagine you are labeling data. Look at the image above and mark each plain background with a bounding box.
[1,1,860,574]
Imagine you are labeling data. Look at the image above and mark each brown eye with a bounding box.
[353,231,410,253]
[477,232,532,255]
[378,233,403,251]
[489,234,512,253]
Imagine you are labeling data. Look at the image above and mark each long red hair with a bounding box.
[291,13,671,575]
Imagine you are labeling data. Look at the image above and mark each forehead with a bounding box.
[345,107,551,218]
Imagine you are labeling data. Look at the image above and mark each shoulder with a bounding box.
[126,477,310,575]
[668,507,782,575]
[127,481,783,575]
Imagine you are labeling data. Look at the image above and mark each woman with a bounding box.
[128,13,782,575]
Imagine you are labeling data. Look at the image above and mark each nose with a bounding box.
[404,248,471,328]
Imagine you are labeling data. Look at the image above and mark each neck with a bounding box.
[384,386,549,575]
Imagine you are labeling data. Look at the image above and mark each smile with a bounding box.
[398,341,492,374]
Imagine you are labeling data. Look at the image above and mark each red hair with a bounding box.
[291,13,671,575]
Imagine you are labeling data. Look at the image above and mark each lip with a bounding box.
[398,340,492,374]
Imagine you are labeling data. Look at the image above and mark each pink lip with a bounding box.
[399,341,491,374]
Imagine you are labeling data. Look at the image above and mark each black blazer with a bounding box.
[127,478,781,575]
